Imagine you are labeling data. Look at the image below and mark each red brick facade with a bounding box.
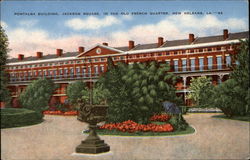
[5,30,249,106]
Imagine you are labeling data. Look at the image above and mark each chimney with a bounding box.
[158,37,164,47]
[223,29,228,40]
[102,42,108,46]
[189,34,195,43]
[78,46,84,54]
[18,54,24,61]
[129,40,135,50]
[36,52,43,58]
[56,49,63,57]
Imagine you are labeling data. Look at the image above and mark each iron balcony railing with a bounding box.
[7,63,235,83]
[8,73,101,83]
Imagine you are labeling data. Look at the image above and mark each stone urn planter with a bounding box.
[75,101,110,154]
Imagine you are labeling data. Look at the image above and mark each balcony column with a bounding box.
[182,76,187,105]
[218,74,224,84]
[178,59,182,72]
[204,56,208,70]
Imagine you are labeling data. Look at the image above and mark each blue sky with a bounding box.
[0,0,248,58]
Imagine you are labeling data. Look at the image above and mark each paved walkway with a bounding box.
[1,113,249,160]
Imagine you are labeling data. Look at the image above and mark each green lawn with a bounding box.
[95,126,195,136]
[212,114,250,122]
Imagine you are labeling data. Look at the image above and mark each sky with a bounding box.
[0,0,249,58]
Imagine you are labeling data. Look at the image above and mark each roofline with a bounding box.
[6,56,77,66]
[6,38,247,66]
[77,43,123,57]
[75,38,246,59]
[124,38,246,55]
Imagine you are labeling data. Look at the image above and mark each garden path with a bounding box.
[1,113,249,160]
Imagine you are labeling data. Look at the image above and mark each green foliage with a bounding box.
[210,79,248,117]
[66,80,107,107]
[168,114,188,131]
[1,108,43,128]
[99,59,134,123]
[66,81,88,105]
[92,82,108,105]
[124,61,181,124]
[55,103,69,112]
[180,106,189,114]
[0,70,11,104]
[19,78,57,113]
[208,40,249,117]
[0,26,11,104]
[187,76,213,106]
[100,59,182,124]
[0,26,9,67]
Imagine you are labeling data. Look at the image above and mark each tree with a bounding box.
[100,58,181,124]
[122,61,181,123]
[209,79,246,117]
[0,26,9,67]
[92,82,108,105]
[0,26,11,105]
[19,78,57,113]
[66,80,108,109]
[209,40,249,117]
[231,39,249,111]
[99,58,134,123]
[66,81,88,105]
[187,76,213,106]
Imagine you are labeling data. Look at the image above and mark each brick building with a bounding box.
[5,29,249,107]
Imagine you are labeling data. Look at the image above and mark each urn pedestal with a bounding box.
[76,104,110,154]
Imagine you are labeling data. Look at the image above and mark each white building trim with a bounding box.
[7,39,245,66]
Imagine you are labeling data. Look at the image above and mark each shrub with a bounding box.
[168,114,188,131]
[179,106,189,114]
[187,76,213,106]
[55,103,69,112]
[1,108,43,128]
[19,78,57,113]
[207,40,249,117]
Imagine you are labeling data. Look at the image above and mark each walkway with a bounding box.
[1,113,249,160]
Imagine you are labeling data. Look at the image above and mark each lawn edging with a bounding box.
[212,114,250,122]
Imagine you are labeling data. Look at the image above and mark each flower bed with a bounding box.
[94,114,195,136]
[99,119,173,133]
[43,110,78,116]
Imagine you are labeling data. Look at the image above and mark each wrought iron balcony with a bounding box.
[8,73,101,84]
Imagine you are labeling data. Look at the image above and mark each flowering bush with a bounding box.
[99,120,173,133]
[43,110,78,116]
[150,114,171,122]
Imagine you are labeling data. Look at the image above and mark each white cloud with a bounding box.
[109,14,248,46]
[7,14,248,58]
[19,19,39,28]
[1,21,8,29]
[122,14,133,20]
[65,16,121,30]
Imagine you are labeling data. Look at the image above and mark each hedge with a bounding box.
[1,108,43,129]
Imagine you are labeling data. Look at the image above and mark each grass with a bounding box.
[95,126,195,136]
[212,114,250,122]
